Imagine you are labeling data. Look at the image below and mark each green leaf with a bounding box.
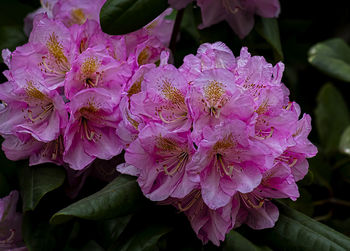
[108,223,171,251]
[50,175,144,224]
[255,17,283,61]
[339,126,350,155]
[308,38,350,82]
[96,215,133,248]
[224,231,271,251]
[19,164,66,212]
[100,0,168,35]
[81,241,105,251]
[22,211,73,251]
[315,83,350,155]
[258,202,350,250]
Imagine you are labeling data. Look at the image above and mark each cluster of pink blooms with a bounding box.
[168,0,281,38]
[0,0,174,171]
[0,0,316,247]
[118,42,317,245]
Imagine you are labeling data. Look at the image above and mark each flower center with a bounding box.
[157,79,188,124]
[156,137,189,176]
[40,33,70,76]
[203,80,227,118]
[240,193,266,209]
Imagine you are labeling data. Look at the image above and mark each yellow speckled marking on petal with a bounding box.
[204,81,225,107]
[127,79,142,97]
[81,57,99,77]
[46,33,68,64]
[138,48,150,65]
[71,8,87,25]
[213,134,235,152]
[161,80,185,105]
[26,80,47,101]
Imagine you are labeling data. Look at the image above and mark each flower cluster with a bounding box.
[168,0,280,38]
[0,0,173,170]
[0,0,317,247]
[118,42,317,245]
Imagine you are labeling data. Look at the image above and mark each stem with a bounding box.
[313,198,350,207]
[169,9,185,54]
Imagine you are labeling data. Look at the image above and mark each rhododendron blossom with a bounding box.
[0,1,173,171]
[168,0,280,38]
[0,0,319,247]
[119,42,317,245]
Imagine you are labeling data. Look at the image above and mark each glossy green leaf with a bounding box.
[255,17,283,61]
[96,215,133,248]
[108,223,171,251]
[100,0,168,35]
[224,231,271,251]
[315,83,350,155]
[308,38,350,82]
[50,175,143,224]
[19,165,66,212]
[339,126,350,155]
[259,202,350,250]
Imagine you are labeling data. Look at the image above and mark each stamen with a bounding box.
[289,158,298,167]
[27,103,54,122]
[222,0,240,14]
[178,190,201,212]
[241,193,265,209]
[0,229,15,244]
[217,154,234,177]
[163,152,189,176]
[81,118,95,141]
[158,111,187,124]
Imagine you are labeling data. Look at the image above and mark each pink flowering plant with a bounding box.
[0,0,350,250]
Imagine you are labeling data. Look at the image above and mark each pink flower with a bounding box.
[276,113,318,181]
[0,191,26,250]
[52,0,106,27]
[197,0,280,38]
[0,70,67,143]
[187,68,255,143]
[161,190,238,246]
[116,64,156,148]
[180,42,236,82]
[26,14,74,90]
[123,123,197,201]
[64,47,131,100]
[63,89,123,170]
[130,64,191,132]
[233,162,298,230]
[187,121,273,209]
